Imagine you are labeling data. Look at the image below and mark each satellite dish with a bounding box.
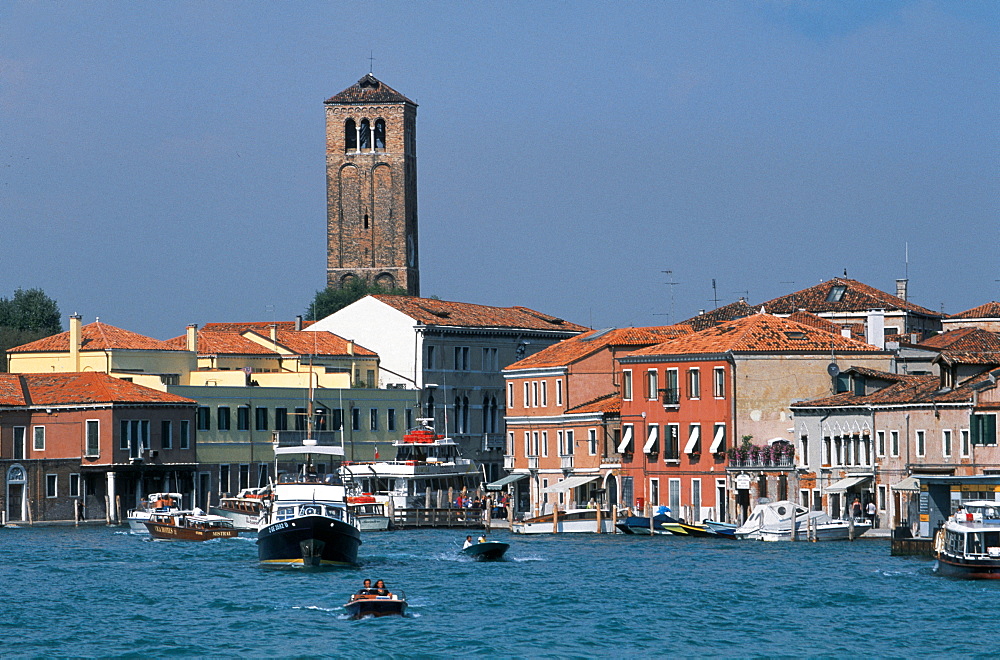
[827,363,840,377]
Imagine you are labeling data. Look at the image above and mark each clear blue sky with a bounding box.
[2,1,996,338]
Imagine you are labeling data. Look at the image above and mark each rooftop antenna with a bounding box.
[662,270,680,324]
[904,241,909,280]
[711,279,720,308]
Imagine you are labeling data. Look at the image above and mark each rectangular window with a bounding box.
[650,478,660,506]
[454,346,470,370]
[876,430,885,457]
[161,420,172,450]
[541,431,548,458]
[46,474,57,498]
[646,370,658,400]
[557,430,564,455]
[961,429,971,457]
[13,426,25,460]
[710,423,727,454]
[405,408,413,430]
[179,420,190,450]
[33,425,45,451]
[523,382,530,407]
[275,408,288,431]
[507,382,514,408]
[687,368,700,399]
[665,369,679,404]
[239,464,250,490]
[532,382,538,407]
[370,408,378,431]
[532,431,539,457]
[664,424,680,460]
[799,435,809,468]
[943,429,952,458]
[294,407,306,431]
[622,370,633,400]
[197,406,210,430]
[588,428,597,456]
[524,431,531,457]
[507,431,514,455]
[556,379,563,406]
[972,414,998,446]
[668,478,681,514]
[890,430,900,457]
[69,473,81,498]
[565,430,574,456]
[713,367,726,398]
[387,408,396,432]
[426,345,435,370]
[541,381,548,406]
[237,406,250,431]
[692,479,702,519]
[217,406,231,431]
[878,485,887,510]
[366,369,375,388]
[684,424,701,455]
[255,407,268,431]
[916,430,926,457]
[85,420,100,457]
[220,465,231,495]
[643,424,659,455]
[141,420,150,450]
[351,408,360,431]
[257,463,269,488]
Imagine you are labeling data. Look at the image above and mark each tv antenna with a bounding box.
[711,279,720,308]
[662,270,680,323]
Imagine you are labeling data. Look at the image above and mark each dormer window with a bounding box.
[826,285,847,302]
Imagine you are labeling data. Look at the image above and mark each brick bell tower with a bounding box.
[325,74,419,295]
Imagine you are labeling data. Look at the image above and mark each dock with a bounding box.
[390,508,485,529]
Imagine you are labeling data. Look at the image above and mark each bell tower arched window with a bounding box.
[359,119,371,150]
[374,119,386,150]
[344,119,357,152]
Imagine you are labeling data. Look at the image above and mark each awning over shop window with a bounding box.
[643,425,659,453]
[709,424,726,453]
[617,425,633,453]
[684,425,701,454]
[486,473,528,491]
[891,476,920,492]
[540,474,601,493]
[824,475,872,492]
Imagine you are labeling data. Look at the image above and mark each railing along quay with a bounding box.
[391,508,485,529]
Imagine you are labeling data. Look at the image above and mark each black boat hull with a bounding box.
[258,515,361,568]
[935,554,1000,579]
[462,541,509,561]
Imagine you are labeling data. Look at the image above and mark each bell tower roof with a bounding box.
[325,74,416,106]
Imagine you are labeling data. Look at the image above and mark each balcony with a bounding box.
[528,457,539,470]
[503,455,516,470]
[661,388,680,407]
[728,456,795,469]
[482,433,505,451]
[560,455,574,470]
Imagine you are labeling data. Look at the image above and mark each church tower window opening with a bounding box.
[359,119,371,150]
[344,119,357,152]
[374,119,386,150]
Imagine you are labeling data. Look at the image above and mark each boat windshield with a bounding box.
[277,472,343,486]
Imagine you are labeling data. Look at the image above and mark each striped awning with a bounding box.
[824,475,872,492]
[541,474,600,493]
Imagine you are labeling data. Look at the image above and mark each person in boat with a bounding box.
[463,535,474,549]
[374,580,391,597]
[477,535,487,544]
[357,579,374,596]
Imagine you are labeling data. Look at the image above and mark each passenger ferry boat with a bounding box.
[346,494,390,532]
[127,492,194,534]
[210,488,268,531]
[935,500,1000,579]
[144,512,238,541]
[340,419,482,511]
[257,440,362,568]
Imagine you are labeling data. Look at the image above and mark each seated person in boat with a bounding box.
[374,579,392,597]
[356,579,376,597]
[477,536,487,544]
[463,535,473,549]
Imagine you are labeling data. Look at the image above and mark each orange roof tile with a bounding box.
[506,326,688,370]
[626,313,885,358]
[762,277,941,317]
[567,392,621,415]
[0,373,195,407]
[265,330,377,358]
[679,299,756,331]
[949,302,1000,320]
[918,328,1000,352]
[794,374,977,408]
[373,295,589,332]
[8,322,179,353]
[201,321,313,333]
[163,332,277,355]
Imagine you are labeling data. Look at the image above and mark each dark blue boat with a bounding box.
[462,540,510,561]
[344,593,408,619]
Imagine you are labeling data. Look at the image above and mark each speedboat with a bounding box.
[735,500,870,541]
[512,508,616,534]
[210,488,268,531]
[461,539,510,561]
[127,493,194,534]
[144,513,238,541]
[616,508,682,535]
[702,519,738,539]
[935,500,1000,579]
[344,591,408,619]
[257,441,362,568]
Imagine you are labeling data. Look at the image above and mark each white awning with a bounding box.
[540,474,601,493]
[891,476,920,492]
[643,426,659,453]
[709,425,726,453]
[684,425,701,454]
[824,475,872,492]
[617,425,633,453]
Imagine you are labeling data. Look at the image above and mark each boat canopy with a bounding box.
[824,475,871,492]
[486,473,528,491]
[541,474,600,493]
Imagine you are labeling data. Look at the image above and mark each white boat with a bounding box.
[935,500,1000,579]
[126,492,197,534]
[340,419,482,511]
[512,508,617,534]
[735,500,871,541]
[346,495,391,532]
[210,488,267,531]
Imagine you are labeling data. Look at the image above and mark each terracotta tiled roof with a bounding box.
[265,330,377,358]
[567,392,621,415]
[761,277,941,317]
[626,313,885,358]
[506,326,689,370]
[787,311,842,335]
[679,300,755,331]
[846,366,911,383]
[373,295,588,332]
[949,302,1000,320]
[202,321,313,333]
[918,328,1000,352]
[794,374,975,408]
[936,351,1000,366]
[8,322,179,353]
[163,332,277,355]
[0,373,195,407]
[325,74,416,105]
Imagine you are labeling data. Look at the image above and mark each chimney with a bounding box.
[896,279,908,302]
[841,327,852,339]
[346,340,355,356]
[295,315,303,331]
[186,324,198,353]
[866,310,885,350]
[270,324,277,342]
[69,314,82,371]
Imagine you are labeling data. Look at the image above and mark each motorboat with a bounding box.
[344,591,408,619]
[144,513,238,541]
[461,539,510,561]
[935,500,1000,579]
[735,500,870,541]
[346,495,391,532]
[127,492,194,534]
[340,419,482,511]
[616,508,682,535]
[676,521,726,538]
[257,441,362,568]
[702,519,738,539]
[210,487,268,531]
[512,508,617,534]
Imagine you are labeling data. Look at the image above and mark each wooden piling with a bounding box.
[596,501,603,534]
[612,505,618,534]
[115,494,122,524]
[74,499,80,526]
[552,506,559,534]
[105,495,111,525]
[790,503,797,542]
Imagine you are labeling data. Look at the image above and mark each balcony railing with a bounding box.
[661,388,680,406]
[503,455,516,470]
[560,455,574,470]
[528,457,539,470]
[728,456,795,469]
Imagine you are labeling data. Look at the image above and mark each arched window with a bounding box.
[359,119,371,150]
[344,119,357,152]
[374,119,386,150]
[482,395,490,434]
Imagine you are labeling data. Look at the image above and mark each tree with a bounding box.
[0,288,62,371]
[306,279,409,321]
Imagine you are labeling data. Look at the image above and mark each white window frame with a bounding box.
[565,430,574,456]
[688,368,700,400]
[85,419,100,458]
[618,424,634,454]
[961,429,971,458]
[713,367,726,398]
[33,425,45,451]
[646,369,658,400]
[69,473,81,498]
[709,423,726,454]
[556,379,563,406]
[532,431,539,457]
[45,473,57,498]
[557,430,565,456]
[649,478,660,506]
[532,381,539,407]
[916,429,926,458]
[668,478,681,514]
[507,431,514,455]
[524,431,531,457]
[691,479,702,519]
[890,430,900,457]
[523,382,530,408]
[799,435,809,468]
[507,382,514,409]
[541,381,548,407]
[664,423,680,461]
[876,430,885,457]
[179,420,190,450]
[541,431,548,458]
[684,424,701,455]
[588,428,597,456]
[942,429,952,458]
[622,369,633,401]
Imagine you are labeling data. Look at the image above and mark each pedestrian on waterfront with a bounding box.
[852,499,863,522]
[866,501,877,527]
